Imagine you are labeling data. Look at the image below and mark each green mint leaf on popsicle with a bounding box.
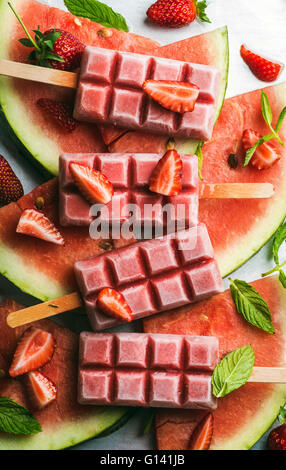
[212,345,255,398]
[229,278,275,334]
[64,0,129,32]
[0,397,42,435]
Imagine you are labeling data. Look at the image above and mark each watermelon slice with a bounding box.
[143,275,286,450]
[0,0,228,175]
[0,0,159,175]
[0,298,128,450]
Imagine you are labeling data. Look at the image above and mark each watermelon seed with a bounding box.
[97,28,112,38]
[99,240,114,251]
[228,154,238,169]
[35,196,45,210]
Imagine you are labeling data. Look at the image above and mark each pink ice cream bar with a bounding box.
[78,332,218,409]
[59,152,198,228]
[73,47,221,141]
[74,224,223,331]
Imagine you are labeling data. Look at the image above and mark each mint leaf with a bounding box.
[278,406,286,424]
[273,221,286,265]
[144,410,155,435]
[0,397,42,435]
[279,270,286,288]
[195,142,204,180]
[275,106,286,133]
[229,278,275,334]
[64,0,129,32]
[212,345,255,398]
[243,133,273,167]
[196,1,211,23]
[261,90,273,130]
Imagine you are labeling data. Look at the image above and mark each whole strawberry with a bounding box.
[9,3,85,70]
[268,424,286,450]
[43,29,85,70]
[0,155,24,205]
[146,0,211,28]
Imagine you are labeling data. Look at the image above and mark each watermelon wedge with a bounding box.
[143,275,286,450]
[0,0,228,175]
[0,0,159,175]
[0,298,128,450]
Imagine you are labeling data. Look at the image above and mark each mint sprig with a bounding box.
[195,1,211,23]
[143,410,155,435]
[229,278,274,334]
[212,345,255,398]
[0,397,42,435]
[64,0,129,32]
[243,91,286,166]
[262,220,286,288]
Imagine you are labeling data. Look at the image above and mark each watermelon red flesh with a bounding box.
[0,0,159,175]
[0,298,127,450]
[143,275,286,450]
[110,83,286,277]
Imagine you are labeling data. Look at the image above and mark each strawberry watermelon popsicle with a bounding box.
[74,224,224,332]
[78,332,218,409]
[73,47,221,141]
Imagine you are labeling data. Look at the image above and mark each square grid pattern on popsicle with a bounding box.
[74,224,224,331]
[78,332,218,409]
[73,47,221,141]
[59,152,198,228]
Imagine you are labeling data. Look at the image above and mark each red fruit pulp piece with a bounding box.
[69,162,114,205]
[37,98,78,132]
[147,0,196,28]
[240,44,284,82]
[188,413,214,450]
[9,327,55,377]
[143,80,200,113]
[242,129,281,170]
[97,288,133,322]
[268,424,286,450]
[26,370,57,410]
[16,209,65,245]
[149,149,182,196]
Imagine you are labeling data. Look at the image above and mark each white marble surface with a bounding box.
[1,0,286,450]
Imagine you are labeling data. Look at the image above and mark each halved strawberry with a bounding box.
[143,80,199,113]
[149,149,182,196]
[9,327,55,377]
[97,288,133,322]
[25,371,57,410]
[16,209,64,245]
[242,129,281,170]
[240,45,284,82]
[188,413,214,450]
[69,163,114,205]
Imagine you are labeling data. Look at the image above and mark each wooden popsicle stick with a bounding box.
[6,292,82,328]
[0,59,78,88]
[200,182,274,199]
[248,367,286,383]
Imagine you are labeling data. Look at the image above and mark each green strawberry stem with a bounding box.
[8,2,40,52]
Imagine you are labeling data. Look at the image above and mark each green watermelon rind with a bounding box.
[0,407,130,450]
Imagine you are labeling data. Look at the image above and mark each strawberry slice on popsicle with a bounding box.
[26,371,57,410]
[9,327,55,377]
[149,149,182,196]
[143,80,200,113]
[16,209,65,245]
[97,288,133,322]
[69,163,114,205]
